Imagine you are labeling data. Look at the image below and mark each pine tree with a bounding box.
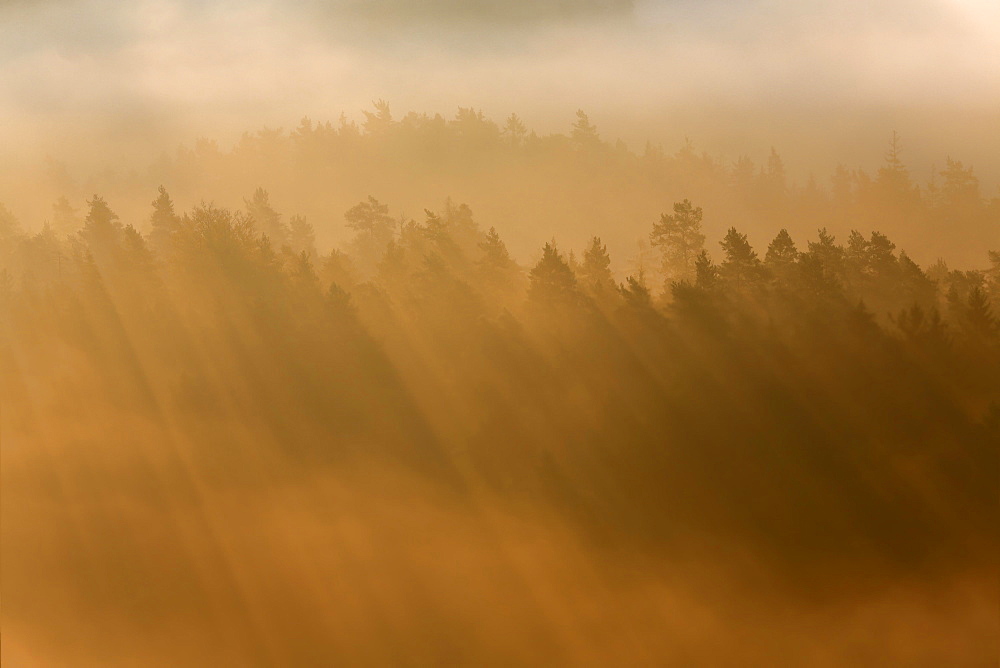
[719,227,763,290]
[477,226,521,303]
[245,187,288,247]
[346,197,393,240]
[694,250,718,290]
[650,199,706,284]
[288,214,317,258]
[363,99,393,136]
[619,275,652,309]
[502,113,527,147]
[964,286,998,341]
[764,229,798,268]
[764,229,798,288]
[149,186,181,253]
[874,131,917,215]
[876,131,912,196]
[938,157,979,208]
[806,228,845,279]
[867,232,898,275]
[479,227,511,269]
[451,107,499,148]
[80,195,123,249]
[846,230,869,271]
[346,197,395,277]
[528,242,578,305]
[579,236,615,294]
[897,251,936,309]
[571,110,599,149]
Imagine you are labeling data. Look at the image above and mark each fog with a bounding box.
[2,0,999,179]
[2,1,999,665]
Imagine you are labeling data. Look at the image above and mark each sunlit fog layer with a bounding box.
[1,1,998,665]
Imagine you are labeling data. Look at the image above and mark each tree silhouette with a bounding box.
[346,196,395,275]
[571,110,600,149]
[964,286,998,341]
[502,113,527,147]
[479,226,512,270]
[288,214,317,259]
[528,242,578,305]
[579,236,615,296]
[245,187,288,247]
[764,228,798,279]
[149,186,181,253]
[719,227,763,290]
[650,199,706,285]
[363,99,394,136]
[80,195,123,251]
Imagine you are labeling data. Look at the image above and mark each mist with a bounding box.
[2,1,999,665]
[3,0,999,179]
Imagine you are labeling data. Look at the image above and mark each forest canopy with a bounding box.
[5,108,998,271]
[1,110,998,664]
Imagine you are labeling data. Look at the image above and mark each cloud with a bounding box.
[321,0,636,26]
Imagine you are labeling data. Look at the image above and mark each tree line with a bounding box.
[1,184,997,577]
[16,106,997,270]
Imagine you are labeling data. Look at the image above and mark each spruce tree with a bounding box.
[579,236,615,294]
[149,186,181,253]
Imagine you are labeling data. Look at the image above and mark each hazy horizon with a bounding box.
[3,0,1000,185]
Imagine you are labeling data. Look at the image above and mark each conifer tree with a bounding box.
[288,214,317,259]
[875,131,913,202]
[964,286,998,341]
[345,196,396,275]
[650,199,706,284]
[719,227,763,290]
[938,157,980,208]
[363,99,393,136]
[571,109,600,149]
[477,226,521,303]
[694,250,718,290]
[806,228,845,279]
[479,227,511,270]
[80,195,123,250]
[245,187,288,247]
[528,242,578,305]
[149,186,181,253]
[764,229,798,270]
[346,197,394,243]
[502,113,527,147]
[579,236,615,294]
[897,251,936,309]
[619,274,653,309]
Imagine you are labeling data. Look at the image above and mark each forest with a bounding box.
[1,109,999,665]
[7,105,997,270]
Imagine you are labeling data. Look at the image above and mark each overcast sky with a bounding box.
[2,0,999,180]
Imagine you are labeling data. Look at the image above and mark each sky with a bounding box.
[1,0,999,183]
